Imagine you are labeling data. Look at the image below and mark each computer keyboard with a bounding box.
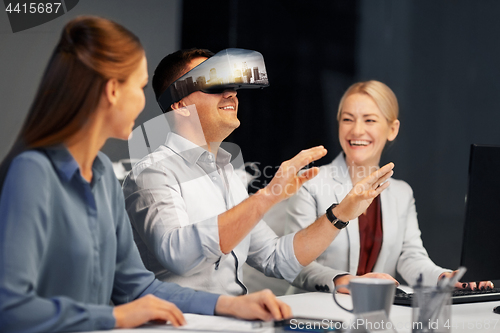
[394,287,500,306]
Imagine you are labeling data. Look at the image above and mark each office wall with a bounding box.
[180,0,500,281]
[357,0,500,273]
[0,0,182,162]
[181,0,357,188]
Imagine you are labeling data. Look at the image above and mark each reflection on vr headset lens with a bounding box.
[158,48,269,113]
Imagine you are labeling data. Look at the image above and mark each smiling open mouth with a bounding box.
[219,106,235,110]
[349,140,371,146]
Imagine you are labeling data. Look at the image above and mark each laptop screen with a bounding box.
[460,144,500,282]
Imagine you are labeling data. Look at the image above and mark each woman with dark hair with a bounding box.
[0,16,291,332]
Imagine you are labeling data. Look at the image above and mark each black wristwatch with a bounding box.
[326,203,349,229]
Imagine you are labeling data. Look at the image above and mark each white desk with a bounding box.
[281,292,500,333]
[91,292,500,332]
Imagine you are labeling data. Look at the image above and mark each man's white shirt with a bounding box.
[122,132,303,295]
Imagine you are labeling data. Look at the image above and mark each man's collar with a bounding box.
[165,132,232,166]
[216,147,232,166]
[43,145,105,183]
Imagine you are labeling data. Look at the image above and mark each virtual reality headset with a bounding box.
[157,48,269,113]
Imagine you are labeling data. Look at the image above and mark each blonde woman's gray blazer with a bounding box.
[286,153,449,293]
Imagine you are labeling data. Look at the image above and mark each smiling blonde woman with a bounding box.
[286,80,492,294]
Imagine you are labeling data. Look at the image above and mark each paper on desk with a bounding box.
[139,314,274,332]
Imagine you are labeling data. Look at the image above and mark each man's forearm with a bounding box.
[293,162,394,266]
[217,146,328,254]
[292,214,340,266]
[218,188,278,254]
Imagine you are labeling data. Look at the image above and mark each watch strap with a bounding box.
[326,203,349,229]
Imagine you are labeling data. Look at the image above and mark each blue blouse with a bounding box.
[0,146,219,332]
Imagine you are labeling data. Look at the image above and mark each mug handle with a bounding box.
[332,284,353,313]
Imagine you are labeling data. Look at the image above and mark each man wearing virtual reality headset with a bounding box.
[122,48,394,295]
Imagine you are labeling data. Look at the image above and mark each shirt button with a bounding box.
[212,176,217,181]
[208,155,213,160]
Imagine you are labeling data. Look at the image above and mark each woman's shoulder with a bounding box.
[388,176,411,188]
[1,149,53,195]
[386,176,413,197]
[10,149,53,172]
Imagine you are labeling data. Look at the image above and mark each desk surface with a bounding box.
[89,292,500,332]
[283,292,500,333]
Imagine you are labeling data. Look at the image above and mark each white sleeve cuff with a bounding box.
[276,232,304,282]
[194,216,223,262]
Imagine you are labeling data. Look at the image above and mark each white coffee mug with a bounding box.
[333,278,396,315]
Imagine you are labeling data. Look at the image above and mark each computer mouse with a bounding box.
[493,305,500,314]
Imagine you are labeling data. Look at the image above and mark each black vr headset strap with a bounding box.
[157,90,174,114]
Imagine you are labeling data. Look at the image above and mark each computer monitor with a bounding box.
[460,144,500,282]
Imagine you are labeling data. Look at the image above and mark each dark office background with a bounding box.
[1,0,500,284]
[179,0,500,279]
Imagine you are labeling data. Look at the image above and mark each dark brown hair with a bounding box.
[22,16,144,147]
[152,48,214,100]
[0,16,143,192]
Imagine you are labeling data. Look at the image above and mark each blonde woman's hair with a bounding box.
[337,80,399,123]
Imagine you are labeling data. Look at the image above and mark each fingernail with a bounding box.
[462,283,467,288]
